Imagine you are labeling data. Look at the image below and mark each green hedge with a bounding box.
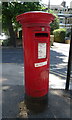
[53,28,66,43]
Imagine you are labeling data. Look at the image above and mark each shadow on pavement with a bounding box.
[50,48,71,80]
[2,47,71,84]
[2,48,24,64]
[50,48,67,70]
[2,47,69,76]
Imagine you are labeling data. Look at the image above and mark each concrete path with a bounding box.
[1,42,72,89]
[0,42,72,119]
[2,86,71,119]
[50,42,72,89]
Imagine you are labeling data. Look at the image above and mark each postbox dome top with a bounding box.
[16,11,55,24]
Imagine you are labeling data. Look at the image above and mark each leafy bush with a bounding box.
[49,10,59,35]
[53,28,66,43]
[50,15,59,35]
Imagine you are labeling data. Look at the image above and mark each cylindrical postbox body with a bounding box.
[16,11,54,98]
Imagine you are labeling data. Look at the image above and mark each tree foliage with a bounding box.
[2,2,59,46]
[2,2,41,46]
[50,15,59,34]
[42,9,59,34]
[2,2,41,29]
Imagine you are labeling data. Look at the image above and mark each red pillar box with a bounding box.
[16,11,54,98]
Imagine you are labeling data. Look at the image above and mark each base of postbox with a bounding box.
[25,93,48,104]
[24,94,48,113]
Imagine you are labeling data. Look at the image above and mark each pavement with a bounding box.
[0,42,72,119]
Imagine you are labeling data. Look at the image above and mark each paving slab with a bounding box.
[2,63,24,86]
[2,85,71,119]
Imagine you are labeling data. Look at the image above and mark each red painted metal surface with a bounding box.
[16,11,55,97]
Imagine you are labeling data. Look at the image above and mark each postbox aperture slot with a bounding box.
[35,33,48,37]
